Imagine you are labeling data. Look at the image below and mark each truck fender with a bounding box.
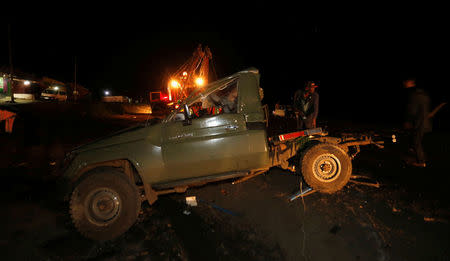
[71,159,166,205]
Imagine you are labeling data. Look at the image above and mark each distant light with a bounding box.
[53,86,59,90]
[104,90,110,96]
[170,80,180,88]
[24,80,30,86]
[182,72,188,76]
[195,77,204,87]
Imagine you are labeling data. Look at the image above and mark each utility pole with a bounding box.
[8,23,15,103]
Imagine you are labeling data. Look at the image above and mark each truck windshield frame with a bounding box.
[166,79,239,122]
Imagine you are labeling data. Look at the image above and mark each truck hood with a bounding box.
[70,119,161,154]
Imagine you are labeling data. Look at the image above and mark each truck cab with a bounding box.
[159,68,270,183]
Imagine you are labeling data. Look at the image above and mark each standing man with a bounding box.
[293,81,319,129]
[403,77,431,167]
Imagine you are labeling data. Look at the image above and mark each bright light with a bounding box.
[24,80,30,86]
[170,80,180,88]
[104,90,110,95]
[182,71,188,77]
[195,77,205,87]
[53,86,59,90]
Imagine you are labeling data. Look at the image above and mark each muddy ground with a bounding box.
[0,102,449,261]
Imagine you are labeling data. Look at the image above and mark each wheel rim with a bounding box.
[312,153,341,182]
[86,188,121,225]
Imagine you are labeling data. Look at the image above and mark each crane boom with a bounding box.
[167,44,214,102]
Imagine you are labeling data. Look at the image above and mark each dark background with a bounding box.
[1,7,448,127]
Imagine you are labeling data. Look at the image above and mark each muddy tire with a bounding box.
[70,168,140,241]
[300,143,352,193]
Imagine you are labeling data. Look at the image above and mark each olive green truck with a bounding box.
[62,68,384,240]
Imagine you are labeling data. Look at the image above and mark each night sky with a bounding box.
[2,7,448,126]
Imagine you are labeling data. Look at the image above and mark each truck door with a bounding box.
[161,81,269,182]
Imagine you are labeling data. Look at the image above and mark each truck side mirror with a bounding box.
[183,104,192,126]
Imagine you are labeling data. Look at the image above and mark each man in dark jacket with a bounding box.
[403,77,431,167]
[293,81,319,129]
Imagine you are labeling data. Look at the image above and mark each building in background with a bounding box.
[0,69,90,102]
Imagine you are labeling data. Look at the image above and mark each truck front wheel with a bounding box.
[70,168,141,240]
[300,143,352,193]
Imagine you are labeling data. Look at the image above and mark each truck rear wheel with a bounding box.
[300,143,352,193]
[70,168,141,241]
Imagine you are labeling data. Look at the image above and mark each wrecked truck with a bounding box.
[61,68,384,240]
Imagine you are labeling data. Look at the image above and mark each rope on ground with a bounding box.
[350,175,381,188]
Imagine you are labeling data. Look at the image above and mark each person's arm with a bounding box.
[293,90,301,109]
[311,93,319,127]
[405,93,418,129]
[293,90,305,117]
[414,94,428,129]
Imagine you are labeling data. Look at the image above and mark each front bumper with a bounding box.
[40,96,56,101]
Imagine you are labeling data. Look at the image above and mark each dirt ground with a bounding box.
[0,102,449,261]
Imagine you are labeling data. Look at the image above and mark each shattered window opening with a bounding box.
[190,81,238,119]
[171,80,239,122]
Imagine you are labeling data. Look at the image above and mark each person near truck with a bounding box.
[293,81,319,129]
[403,77,431,167]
